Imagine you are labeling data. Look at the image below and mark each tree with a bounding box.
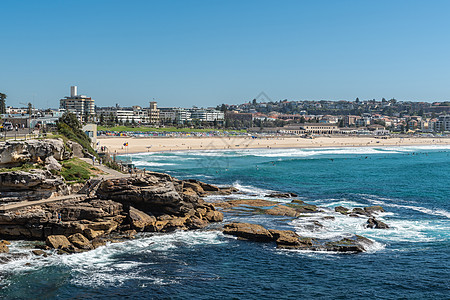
[0,93,6,114]
[99,113,105,125]
[27,102,33,115]
[355,97,360,103]
[57,112,98,158]
[221,104,227,112]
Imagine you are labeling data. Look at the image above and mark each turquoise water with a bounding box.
[1,145,449,299]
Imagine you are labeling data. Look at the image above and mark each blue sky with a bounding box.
[1,0,450,108]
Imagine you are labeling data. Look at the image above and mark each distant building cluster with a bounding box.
[2,86,450,136]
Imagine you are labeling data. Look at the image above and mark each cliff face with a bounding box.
[0,169,70,202]
[0,172,225,246]
[0,139,70,167]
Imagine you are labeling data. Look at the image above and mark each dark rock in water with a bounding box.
[269,229,303,249]
[223,222,373,253]
[334,206,349,214]
[0,240,10,253]
[291,199,305,204]
[322,216,335,220]
[325,235,371,253]
[266,192,298,198]
[223,222,274,242]
[32,249,46,256]
[366,217,389,229]
[348,213,360,218]
[364,206,385,214]
[213,199,278,209]
[351,207,370,216]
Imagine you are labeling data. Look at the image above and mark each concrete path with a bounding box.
[80,158,127,178]
[0,194,87,212]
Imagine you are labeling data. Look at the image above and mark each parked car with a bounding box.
[1,122,13,131]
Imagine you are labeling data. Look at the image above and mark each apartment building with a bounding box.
[60,86,95,122]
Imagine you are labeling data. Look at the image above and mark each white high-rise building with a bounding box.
[60,86,95,122]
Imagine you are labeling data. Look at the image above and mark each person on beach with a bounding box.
[92,156,96,165]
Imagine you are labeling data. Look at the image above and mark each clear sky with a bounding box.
[1,0,450,108]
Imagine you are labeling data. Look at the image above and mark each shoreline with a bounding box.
[97,136,450,155]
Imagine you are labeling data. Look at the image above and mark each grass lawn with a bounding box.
[61,158,104,183]
[98,125,246,133]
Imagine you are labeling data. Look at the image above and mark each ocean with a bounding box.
[1,145,449,299]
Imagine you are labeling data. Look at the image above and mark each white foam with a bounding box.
[132,161,176,167]
[289,208,449,244]
[360,195,450,219]
[0,230,227,288]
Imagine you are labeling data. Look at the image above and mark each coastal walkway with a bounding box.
[0,194,87,213]
[0,160,128,213]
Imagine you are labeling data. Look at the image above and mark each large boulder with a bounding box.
[128,206,156,231]
[366,217,389,229]
[266,192,298,198]
[46,235,72,250]
[269,230,304,249]
[68,233,91,249]
[364,206,385,214]
[45,156,62,172]
[0,240,10,253]
[223,222,274,242]
[334,206,349,214]
[0,139,69,166]
[265,205,301,217]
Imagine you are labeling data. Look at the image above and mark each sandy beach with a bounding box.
[97,136,450,154]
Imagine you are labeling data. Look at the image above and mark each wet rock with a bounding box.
[351,207,370,216]
[91,238,107,249]
[32,249,46,256]
[364,206,385,214]
[266,205,301,217]
[269,230,303,249]
[204,210,223,222]
[266,192,298,198]
[291,199,305,204]
[185,217,209,230]
[0,240,10,253]
[325,235,373,253]
[223,222,274,242]
[213,199,278,209]
[366,217,389,229]
[334,206,349,214]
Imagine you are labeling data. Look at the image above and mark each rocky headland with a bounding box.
[0,139,390,256]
